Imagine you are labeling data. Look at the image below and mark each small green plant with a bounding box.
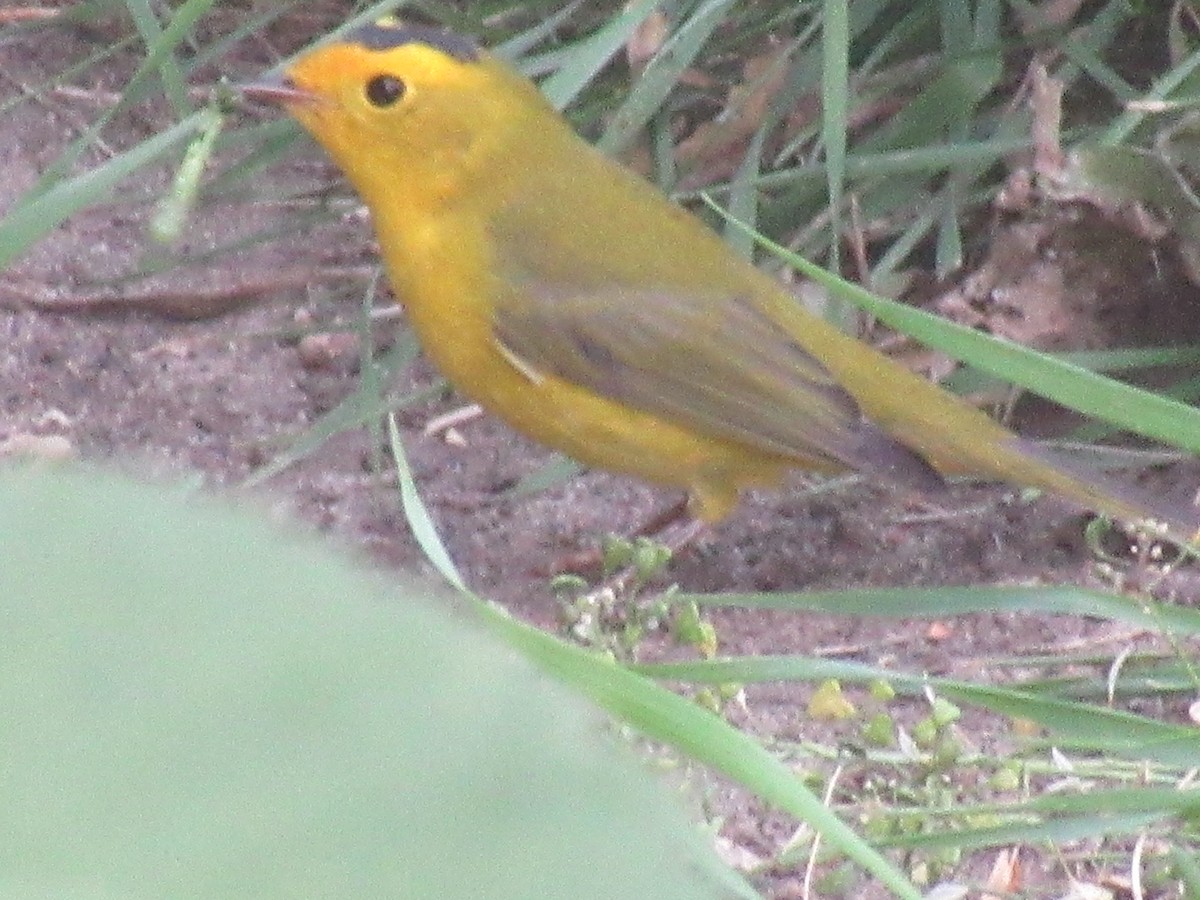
[551,537,730,716]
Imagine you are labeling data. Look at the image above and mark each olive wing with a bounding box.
[491,284,944,489]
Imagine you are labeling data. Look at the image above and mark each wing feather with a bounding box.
[492,282,945,489]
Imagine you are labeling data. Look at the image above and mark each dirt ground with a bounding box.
[4,18,1200,898]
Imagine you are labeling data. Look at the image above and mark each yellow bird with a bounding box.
[242,22,1196,543]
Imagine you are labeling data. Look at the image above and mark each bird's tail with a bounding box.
[962,435,1198,547]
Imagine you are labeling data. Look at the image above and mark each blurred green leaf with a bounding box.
[0,464,750,899]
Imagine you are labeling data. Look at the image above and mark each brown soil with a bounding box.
[4,19,1198,899]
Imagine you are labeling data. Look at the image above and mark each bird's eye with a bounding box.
[365,74,405,107]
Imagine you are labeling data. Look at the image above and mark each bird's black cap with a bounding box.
[349,22,480,62]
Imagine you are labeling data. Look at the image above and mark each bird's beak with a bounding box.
[240,73,318,108]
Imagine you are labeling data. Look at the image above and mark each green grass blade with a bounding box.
[540,0,662,110]
[505,455,585,499]
[712,205,1200,454]
[598,0,738,154]
[821,0,849,270]
[677,585,1200,637]
[388,414,469,593]
[1170,846,1200,895]
[882,812,1164,852]
[123,0,205,116]
[475,605,922,899]
[0,113,204,268]
[634,655,1198,766]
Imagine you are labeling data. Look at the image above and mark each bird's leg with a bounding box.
[544,493,695,578]
[629,493,692,539]
[579,514,709,602]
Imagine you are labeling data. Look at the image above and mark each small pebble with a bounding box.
[296,332,358,371]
